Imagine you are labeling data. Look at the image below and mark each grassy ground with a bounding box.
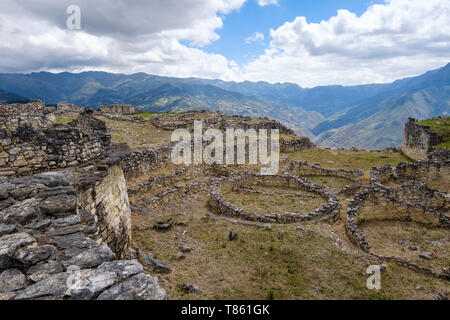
[288,148,411,171]
[362,221,450,274]
[305,176,356,194]
[51,114,77,125]
[223,185,325,214]
[131,195,450,300]
[419,117,450,149]
[100,117,173,148]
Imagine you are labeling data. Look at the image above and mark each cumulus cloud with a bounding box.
[245,32,265,44]
[256,0,279,7]
[242,0,450,86]
[0,0,245,80]
[0,0,449,87]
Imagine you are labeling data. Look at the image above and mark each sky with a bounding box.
[0,0,449,87]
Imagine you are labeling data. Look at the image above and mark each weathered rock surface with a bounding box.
[0,268,26,293]
[138,250,171,274]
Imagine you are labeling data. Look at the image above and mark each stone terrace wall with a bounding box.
[122,143,174,179]
[0,101,50,131]
[0,168,166,300]
[0,109,111,177]
[100,104,136,115]
[402,118,443,161]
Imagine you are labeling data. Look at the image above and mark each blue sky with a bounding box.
[204,0,385,65]
[1,0,449,86]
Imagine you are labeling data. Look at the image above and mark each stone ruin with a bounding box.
[56,102,84,115]
[208,172,341,224]
[402,118,444,161]
[286,160,363,195]
[0,103,111,177]
[0,102,166,300]
[100,104,136,115]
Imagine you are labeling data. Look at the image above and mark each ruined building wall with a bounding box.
[73,163,132,259]
[402,118,442,161]
[100,104,136,115]
[0,108,111,177]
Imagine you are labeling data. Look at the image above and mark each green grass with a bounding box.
[419,117,450,149]
[288,148,411,171]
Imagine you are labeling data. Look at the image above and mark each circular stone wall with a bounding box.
[208,172,341,224]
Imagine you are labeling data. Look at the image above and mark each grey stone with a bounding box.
[14,272,69,300]
[97,272,167,300]
[54,232,96,249]
[24,219,52,232]
[0,232,36,270]
[430,292,448,300]
[419,252,433,260]
[15,245,56,267]
[27,260,64,282]
[0,223,16,237]
[0,269,26,293]
[69,260,143,300]
[179,283,199,293]
[0,198,41,225]
[179,245,192,253]
[62,244,115,269]
[137,250,171,274]
[39,194,77,217]
[51,215,81,229]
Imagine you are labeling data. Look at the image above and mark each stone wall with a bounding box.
[101,104,136,115]
[208,172,341,224]
[73,162,132,259]
[370,159,449,191]
[0,167,166,300]
[122,143,174,179]
[0,108,111,177]
[287,160,363,195]
[56,102,83,114]
[0,101,51,130]
[346,183,449,253]
[402,118,443,161]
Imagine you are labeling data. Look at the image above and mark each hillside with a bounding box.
[0,63,449,149]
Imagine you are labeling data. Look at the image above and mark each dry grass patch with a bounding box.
[288,148,410,171]
[223,186,325,214]
[100,117,173,148]
[361,220,450,273]
[131,195,449,300]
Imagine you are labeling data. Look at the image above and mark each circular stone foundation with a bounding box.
[208,173,341,224]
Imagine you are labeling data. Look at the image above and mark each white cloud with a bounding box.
[241,0,450,87]
[245,32,265,44]
[0,0,246,80]
[0,0,449,87]
[257,0,279,7]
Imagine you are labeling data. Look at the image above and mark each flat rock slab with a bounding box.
[0,232,36,270]
[0,268,26,293]
[97,272,167,300]
[69,260,143,300]
[14,272,70,300]
[138,250,171,274]
[62,244,115,269]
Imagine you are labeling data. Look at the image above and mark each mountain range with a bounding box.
[0,63,448,149]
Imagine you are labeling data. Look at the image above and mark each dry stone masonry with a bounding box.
[208,172,341,224]
[402,118,444,161]
[0,169,166,300]
[100,104,136,115]
[286,160,363,195]
[0,106,110,177]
